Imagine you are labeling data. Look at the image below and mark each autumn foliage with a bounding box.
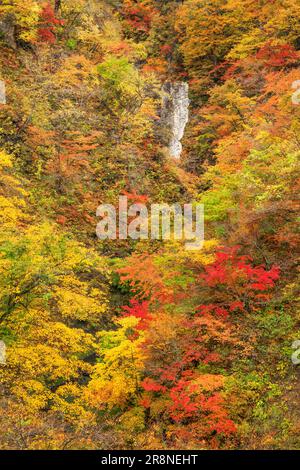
[38,3,64,44]
[0,0,298,452]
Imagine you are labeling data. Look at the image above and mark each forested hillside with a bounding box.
[0,0,299,450]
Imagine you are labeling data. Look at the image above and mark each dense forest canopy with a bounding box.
[0,0,299,450]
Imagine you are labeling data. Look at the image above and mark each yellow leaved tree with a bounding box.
[0,150,110,445]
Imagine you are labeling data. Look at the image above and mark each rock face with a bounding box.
[161,82,189,159]
[0,81,6,104]
[0,340,6,365]
[0,16,17,49]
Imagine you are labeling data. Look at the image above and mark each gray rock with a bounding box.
[0,80,6,104]
[161,82,189,159]
[0,340,6,365]
[0,15,17,49]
